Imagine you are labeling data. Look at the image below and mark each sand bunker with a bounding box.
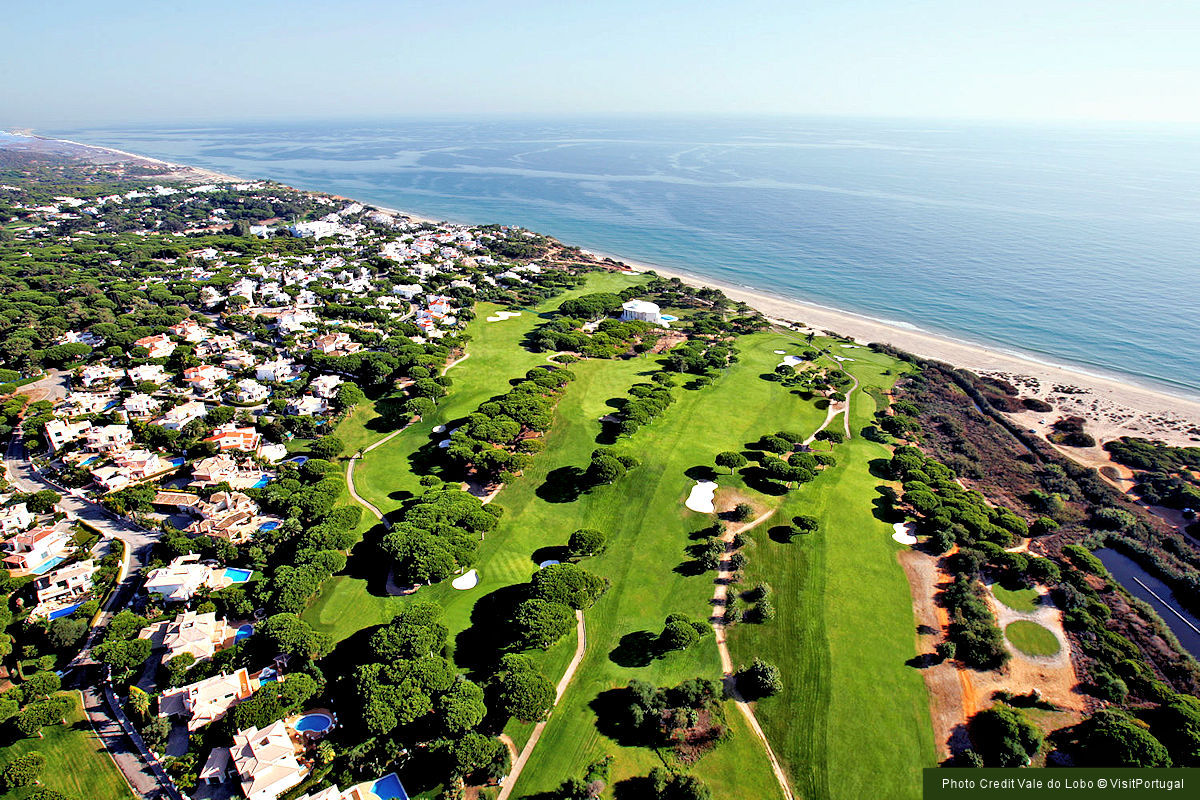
[451,569,478,590]
[486,310,523,322]
[686,481,717,513]
[773,349,787,354]
[892,521,918,545]
[438,439,451,449]
[832,355,854,362]
[432,424,446,433]
[538,559,560,569]
[778,355,803,368]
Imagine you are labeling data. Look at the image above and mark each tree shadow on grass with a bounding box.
[871,495,904,524]
[536,466,587,503]
[590,687,652,747]
[454,583,529,680]
[595,419,621,446]
[609,630,660,668]
[767,525,797,544]
[673,560,707,577]
[867,457,894,480]
[342,521,394,596]
[740,467,788,496]
[684,465,716,481]
[613,777,658,800]
[531,545,570,566]
[386,488,415,505]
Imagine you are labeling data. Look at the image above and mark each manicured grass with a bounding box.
[991,583,1040,613]
[0,692,134,800]
[726,346,938,800]
[1005,620,1060,656]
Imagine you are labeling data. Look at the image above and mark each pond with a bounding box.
[1094,547,1200,661]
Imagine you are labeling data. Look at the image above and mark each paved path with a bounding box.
[344,426,405,529]
[79,680,170,800]
[496,610,587,800]
[706,510,794,800]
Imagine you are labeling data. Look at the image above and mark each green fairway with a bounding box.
[992,583,1040,613]
[0,693,134,800]
[726,345,938,800]
[305,281,935,798]
[1005,620,1060,656]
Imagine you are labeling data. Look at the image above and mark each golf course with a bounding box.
[304,271,937,798]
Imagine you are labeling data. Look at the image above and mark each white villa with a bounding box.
[143,554,214,603]
[620,299,662,324]
[160,668,261,731]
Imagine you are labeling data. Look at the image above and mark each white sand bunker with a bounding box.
[832,355,854,362]
[840,344,860,349]
[451,569,479,590]
[778,355,803,368]
[438,439,451,449]
[892,521,918,545]
[432,424,446,433]
[538,559,560,569]
[773,349,787,354]
[686,481,717,513]
[486,310,523,322]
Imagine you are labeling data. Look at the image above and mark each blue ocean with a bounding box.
[50,117,1200,396]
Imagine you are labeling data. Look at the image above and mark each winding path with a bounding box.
[344,427,405,528]
[707,510,795,800]
[496,610,587,800]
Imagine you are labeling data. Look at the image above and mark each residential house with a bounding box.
[275,309,318,335]
[256,359,301,384]
[3,526,70,573]
[123,393,162,420]
[308,375,343,399]
[233,379,271,405]
[159,668,260,731]
[223,350,259,371]
[134,333,176,359]
[31,559,96,612]
[78,364,122,388]
[230,278,257,302]
[127,364,170,385]
[227,721,307,800]
[150,610,236,662]
[186,491,261,543]
[170,319,210,343]
[91,449,167,492]
[309,332,360,356]
[143,553,213,602]
[84,424,133,453]
[62,391,118,415]
[620,299,662,324]
[191,454,241,486]
[286,396,327,417]
[44,419,91,451]
[184,364,231,394]
[0,504,34,537]
[204,424,262,453]
[200,286,224,308]
[158,401,207,431]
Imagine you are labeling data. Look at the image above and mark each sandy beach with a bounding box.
[607,258,1200,449]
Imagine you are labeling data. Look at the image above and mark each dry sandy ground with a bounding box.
[898,549,1088,761]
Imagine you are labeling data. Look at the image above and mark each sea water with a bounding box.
[50,117,1200,396]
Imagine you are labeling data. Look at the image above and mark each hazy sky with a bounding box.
[6,0,1199,126]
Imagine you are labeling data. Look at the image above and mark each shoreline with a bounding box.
[20,132,1200,446]
[609,255,1200,446]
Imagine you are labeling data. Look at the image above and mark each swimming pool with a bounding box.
[166,457,186,468]
[286,456,309,466]
[293,712,335,735]
[78,455,98,466]
[31,555,67,575]
[251,475,271,488]
[372,773,408,800]
[660,314,678,322]
[235,623,253,642]
[47,602,83,620]
[258,520,280,531]
[223,567,252,583]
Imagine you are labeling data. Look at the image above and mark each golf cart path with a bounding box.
[497,610,587,800]
[708,509,795,800]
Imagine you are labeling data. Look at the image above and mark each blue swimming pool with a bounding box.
[235,624,253,642]
[78,455,98,466]
[660,314,678,322]
[32,556,66,575]
[251,475,271,488]
[223,567,252,583]
[167,456,186,467]
[372,773,408,800]
[258,520,280,531]
[286,456,308,466]
[293,712,334,734]
[47,602,83,620]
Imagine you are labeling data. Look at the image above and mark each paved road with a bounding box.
[79,676,170,800]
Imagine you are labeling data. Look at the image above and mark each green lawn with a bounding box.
[0,692,134,800]
[991,583,1040,613]
[305,285,936,798]
[1005,620,1060,656]
[726,345,938,800]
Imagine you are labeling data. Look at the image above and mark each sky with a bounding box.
[5,0,1200,126]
